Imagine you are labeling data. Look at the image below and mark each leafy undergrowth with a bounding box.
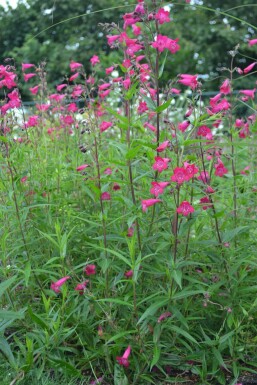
[1,1,257,385]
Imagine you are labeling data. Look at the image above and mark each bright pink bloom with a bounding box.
[116,346,131,368]
[178,74,198,90]
[152,34,180,54]
[51,276,70,293]
[105,66,115,75]
[157,140,170,152]
[90,55,100,66]
[84,264,96,275]
[158,311,172,323]
[75,281,89,295]
[104,168,112,175]
[210,93,222,107]
[150,181,169,197]
[135,2,145,14]
[98,83,111,91]
[200,196,211,210]
[240,89,256,99]
[69,72,79,82]
[184,162,199,179]
[67,103,78,112]
[24,73,36,82]
[56,83,67,92]
[101,192,111,201]
[171,88,181,94]
[214,159,228,177]
[132,24,141,36]
[155,8,171,24]
[21,176,28,183]
[77,164,89,172]
[240,166,250,175]
[171,167,188,184]
[211,99,231,113]
[197,125,213,140]
[70,61,83,71]
[235,119,244,128]
[29,85,39,95]
[7,89,21,108]
[123,78,131,90]
[25,115,39,128]
[22,63,34,71]
[249,39,257,46]
[152,157,170,173]
[142,199,162,212]
[71,85,84,98]
[178,120,190,132]
[198,171,210,184]
[99,89,111,99]
[144,122,156,132]
[243,62,256,73]
[177,201,194,216]
[220,79,231,95]
[100,121,112,133]
[137,101,148,114]
[185,107,193,118]
[239,124,250,138]
[124,270,133,278]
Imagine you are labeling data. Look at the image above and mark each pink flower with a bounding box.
[84,264,96,276]
[116,346,131,368]
[152,34,180,54]
[124,270,133,278]
[23,73,36,82]
[56,83,67,92]
[171,167,188,184]
[220,79,231,95]
[144,122,156,132]
[177,201,194,216]
[184,162,199,179]
[197,125,213,140]
[123,78,131,90]
[178,74,198,90]
[101,192,111,201]
[142,198,162,212]
[198,171,210,184]
[29,85,39,95]
[70,61,83,71]
[25,115,39,128]
[240,89,256,99]
[90,55,100,66]
[155,8,171,24]
[157,311,172,323]
[36,103,50,112]
[75,281,89,295]
[51,276,70,293]
[104,168,112,175]
[157,140,170,152]
[100,121,112,133]
[152,157,170,173]
[21,176,28,183]
[22,63,35,71]
[178,120,190,132]
[137,101,148,114]
[235,119,244,128]
[77,164,89,172]
[113,183,121,191]
[127,223,135,238]
[249,39,257,46]
[150,181,169,197]
[240,166,250,175]
[214,159,228,177]
[171,88,181,94]
[210,93,222,107]
[200,196,211,210]
[243,62,256,73]
[105,66,115,75]
[67,103,78,113]
[69,72,79,82]
[132,24,141,36]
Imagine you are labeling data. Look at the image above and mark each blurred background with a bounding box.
[0,0,256,98]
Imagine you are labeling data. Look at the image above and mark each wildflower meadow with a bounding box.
[1,1,257,384]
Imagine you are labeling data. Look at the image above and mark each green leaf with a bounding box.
[0,335,16,366]
[158,51,168,79]
[106,330,137,344]
[170,325,198,345]
[150,345,161,369]
[140,94,157,111]
[137,298,169,324]
[0,309,26,320]
[105,107,129,125]
[0,276,17,298]
[0,136,8,143]
[97,298,133,307]
[124,81,139,100]
[222,226,249,242]
[155,98,172,113]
